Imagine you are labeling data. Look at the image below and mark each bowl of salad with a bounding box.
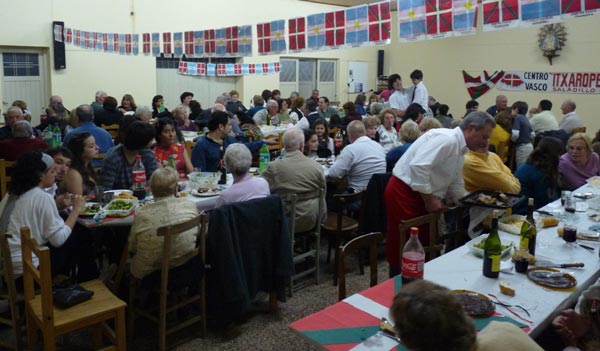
[469,235,514,258]
[102,199,138,217]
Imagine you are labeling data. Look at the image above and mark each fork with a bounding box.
[488,293,533,324]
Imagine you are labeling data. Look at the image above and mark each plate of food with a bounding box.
[451,290,496,317]
[469,234,513,258]
[191,188,221,197]
[527,267,577,289]
[460,191,525,209]
[498,215,526,235]
[104,189,136,200]
[102,199,138,217]
[80,202,102,217]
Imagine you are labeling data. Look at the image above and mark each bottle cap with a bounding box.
[528,198,534,206]
[410,227,419,235]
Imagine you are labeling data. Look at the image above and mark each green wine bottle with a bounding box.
[483,210,502,278]
[519,198,537,256]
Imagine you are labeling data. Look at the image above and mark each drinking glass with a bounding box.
[563,225,577,244]
[94,186,104,203]
[561,191,572,207]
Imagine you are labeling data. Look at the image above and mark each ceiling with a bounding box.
[300,0,398,11]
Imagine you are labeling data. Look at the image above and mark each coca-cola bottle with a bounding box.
[401,227,425,285]
[131,155,147,200]
[333,129,343,156]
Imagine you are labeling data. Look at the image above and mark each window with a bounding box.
[3,53,39,77]
[280,60,296,82]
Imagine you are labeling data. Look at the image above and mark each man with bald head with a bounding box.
[0,120,48,160]
[0,106,25,141]
[262,128,326,232]
[486,95,508,117]
[327,120,386,192]
[559,99,583,134]
[63,104,113,167]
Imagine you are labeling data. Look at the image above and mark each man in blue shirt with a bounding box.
[63,104,113,167]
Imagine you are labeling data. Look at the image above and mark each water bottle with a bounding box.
[401,227,425,285]
[259,143,270,173]
[42,125,53,146]
[52,123,62,147]
[131,155,146,200]
[167,155,176,169]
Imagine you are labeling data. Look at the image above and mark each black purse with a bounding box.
[53,284,94,309]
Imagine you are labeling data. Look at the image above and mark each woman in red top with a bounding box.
[153,118,193,177]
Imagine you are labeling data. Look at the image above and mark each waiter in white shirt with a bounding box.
[384,111,496,277]
[408,69,430,115]
[388,73,410,119]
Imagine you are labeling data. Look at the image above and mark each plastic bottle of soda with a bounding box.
[167,155,176,169]
[52,123,62,147]
[401,227,425,285]
[259,142,270,173]
[131,155,147,200]
[42,125,53,146]
[333,129,343,156]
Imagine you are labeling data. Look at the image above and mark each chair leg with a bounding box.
[92,324,103,349]
[159,289,168,351]
[115,308,127,351]
[127,278,136,347]
[326,235,332,264]
[332,240,339,286]
[315,235,320,286]
[26,312,38,351]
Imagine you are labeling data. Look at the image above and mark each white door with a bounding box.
[278,59,298,99]
[156,63,236,110]
[298,59,317,99]
[317,59,337,103]
[0,49,49,125]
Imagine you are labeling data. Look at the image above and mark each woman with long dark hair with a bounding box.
[514,136,564,214]
[63,132,99,198]
[153,117,193,177]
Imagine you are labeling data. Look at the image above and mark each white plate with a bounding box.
[469,234,514,258]
[80,202,102,217]
[498,215,526,235]
[104,189,133,195]
[191,189,221,197]
[102,198,138,217]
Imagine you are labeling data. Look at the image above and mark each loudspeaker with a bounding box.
[377,50,384,77]
[52,21,66,70]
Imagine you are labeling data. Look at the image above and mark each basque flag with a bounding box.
[163,32,172,55]
[325,10,346,47]
[483,0,519,25]
[226,26,238,55]
[204,29,216,56]
[289,17,306,51]
[369,1,392,42]
[426,0,453,36]
[257,21,272,54]
[142,33,151,55]
[184,31,194,56]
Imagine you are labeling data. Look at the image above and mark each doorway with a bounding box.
[279,58,337,103]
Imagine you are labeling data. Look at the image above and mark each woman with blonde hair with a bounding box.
[386,119,420,171]
[560,133,600,190]
[118,94,137,113]
[377,108,400,152]
[363,115,380,142]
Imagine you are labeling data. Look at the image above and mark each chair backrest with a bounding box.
[20,227,54,325]
[101,124,119,139]
[398,213,443,263]
[360,173,392,235]
[185,140,194,159]
[156,213,208,290]
[0,159,16,199]
[284,189,323,235]
[333,191,365,232]
[93,153,105,174]
[337,232,384,301]
[0,232,23,351]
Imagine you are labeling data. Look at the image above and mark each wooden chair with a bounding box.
[20,227,127,351]
[321,191,365,285]
[398,213,444,262]
[328,127,339,138]
[0,159,16,199]
[128,213,208,351]
[101,124,119,139]
[571,127,587,135]
[258,132,283,152]
[285,189,323,296]
[184,140,194,160]
[0,233,23,351]
[92,153,105,174]
[337,232,384,301]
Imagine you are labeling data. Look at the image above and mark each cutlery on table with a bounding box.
[379,317,401,343]
[488,293,533,324]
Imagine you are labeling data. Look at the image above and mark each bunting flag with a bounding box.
[398,0,427,42]
[204,29,216,56]
[95,33,103,51]
[162,32,172,55]
[64,28,72,44]
[142,33,151,55]
[132,34,139,55]
[325,10,346,47]
[112,33,119,52]
[426,0,454,39]
[345,5,369,46]
[74,30,81,47]
[255,63,264,74]
[558,0,600,17]
[125,34,132,55]
[206,63,216,76]
[520,0,561,25]
[307,13,326,49]
[585,0,600,13]
[178,61,189,74]
[248,64,256,74]
[225,26,238,55]
[105,32,113,53]
[118,34,126,54]
[215,28,227,56]
[242,63,250,75]
[216,64,227,76]
[257,20,286,55]
[238,25,252,56]
[463,70,505,99]
[289,17,306,52]
[197,63,206,75]
[453,0,478,35]
[152,33,161,56]
[184,31,194,56]
[369,1,392,42]
[194,30,204,57]
[173,32,184,56]
[84,31,91,49]
[53,23,63,42]
[482,0,520,31]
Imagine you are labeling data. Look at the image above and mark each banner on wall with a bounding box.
[177,61,280,77]
[496,71,600,94]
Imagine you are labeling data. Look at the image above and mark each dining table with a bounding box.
[290,182,600,350]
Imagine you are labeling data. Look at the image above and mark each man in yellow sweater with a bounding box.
[463,142,521,194]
